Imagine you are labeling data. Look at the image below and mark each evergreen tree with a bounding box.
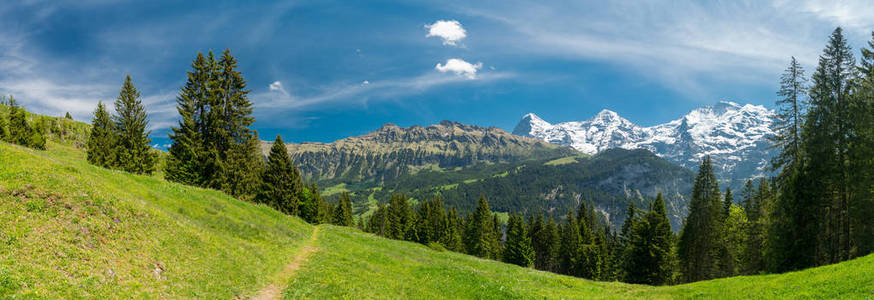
[723,187,733,217]
[257,135,303,215]
[744,179,769,274]
[677,156,723,283]
[333,192,354,226]
[850,31,874,258]
[558,209,581,276]
[7,96,30,146]
[300,184,323,224]
[772,56,808,171]
[113,75,155,174]
[214,49,261,198]
[542,216,560,272]
[27,116,46,150]
[86,101,116,168]
[0,108,7,142]
[624,193,673,285]
[444,207,465,252]
[166,53,211,186]
[465,195,499,259]
[387,194,415,240]
[504,213,535,267]
[65,112,72,119]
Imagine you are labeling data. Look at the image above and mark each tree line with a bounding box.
[0,95,47,150]
[83,49,356,228]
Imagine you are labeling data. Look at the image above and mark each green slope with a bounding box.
[0,141,313,298]
[2,140,872,299]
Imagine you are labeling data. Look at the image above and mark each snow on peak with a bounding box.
[514,102,777,187]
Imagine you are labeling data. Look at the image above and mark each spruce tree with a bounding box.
[257,135,302,215]
[65,112,72,119]
[86,101,116,168]
[113,75,155,174]
[444,207,464,252]
[215,49,262,198]
[850,31,874,258]
[333,192,354,226]
[677,156,723,283]
[723,187,733,217]
[166,52,211,185]
[624,193,673,285]
[7,96,30,146]
[465,195,498,259]
[504,213,535,267]
[300,184,321,224]
[559,209,581,276]
[0,108,7,142]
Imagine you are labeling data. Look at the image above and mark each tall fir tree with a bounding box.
[504,213,535,267]
[849,31,874,258]
[677,156,723,283]
[624,193,673,285]
[799,27,856,267]
[112,75,155,174]
[558,209,581,276]
[257,135,303,215]
[86,101,116,168]
[333,192,354,226]
[166,52,211,185]
[465,195,499,259]
[7,96,30,146]
[723,187,733,217]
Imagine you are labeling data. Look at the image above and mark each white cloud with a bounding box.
[425,20,467,46]
[361,80,370,85]
[269,80,290,98]
[435,58,482,79]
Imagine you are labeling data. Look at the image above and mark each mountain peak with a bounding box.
[515,101,778,189]
[513,112,552,136]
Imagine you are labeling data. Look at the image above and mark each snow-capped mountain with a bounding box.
[513,101,777,189]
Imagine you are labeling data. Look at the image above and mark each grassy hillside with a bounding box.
[0,141,313,298]
[286,225,874,299]
[2,137,872,299]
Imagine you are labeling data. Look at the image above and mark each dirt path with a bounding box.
[250,226,320,300]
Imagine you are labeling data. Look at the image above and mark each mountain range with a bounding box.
[512,101,777,189]
[266,121,693,229]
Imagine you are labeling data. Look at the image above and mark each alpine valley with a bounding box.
[513,101,777,190]
[266,121,694,230]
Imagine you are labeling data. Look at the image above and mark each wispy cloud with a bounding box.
[447,0,871,99]
[255,70,514,111]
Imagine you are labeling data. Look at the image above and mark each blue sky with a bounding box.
[3,0,874,146]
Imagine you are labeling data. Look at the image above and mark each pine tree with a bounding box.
[504,213,535,267]
[0,108,7,142]
[559,209,581,276]
[677,156,723,283]
[850,31,874,258]
[7,96,30,146]
[444,206,464,252]
[300,184,321,224]
[113,75,155,174]
[65,112,72,119]
[624,193,673,285]
[257,135,303,215]
[166,53,211,186]
[387,194,414,240]
[86,101,116,168]
[723,187,733,217]
[465,195,498,259]
[333,192,354,226]
[214,49,261,198]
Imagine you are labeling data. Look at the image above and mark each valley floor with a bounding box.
[1,141,873,299]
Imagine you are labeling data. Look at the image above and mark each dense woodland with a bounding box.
[2,26,872,286]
